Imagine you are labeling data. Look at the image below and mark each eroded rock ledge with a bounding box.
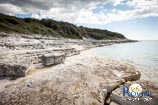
[0,32,157,105]
[0,56,144,105]
[0,32,135,79]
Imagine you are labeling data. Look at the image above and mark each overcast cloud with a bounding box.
[0,0,158,25]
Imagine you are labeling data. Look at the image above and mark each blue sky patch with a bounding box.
[93,1,134,15]
[16,13,32,18]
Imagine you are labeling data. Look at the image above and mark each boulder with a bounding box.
[0,63,27,79]
[41,53,66,66]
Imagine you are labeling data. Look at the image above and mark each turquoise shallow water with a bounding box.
[90,40,158,85]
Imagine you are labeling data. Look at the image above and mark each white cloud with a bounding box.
[0,3,23,15]
[32,0,158,25]
[113,0,126,6]
[125,0,158,17]
[127,0,158,8]
[0,0,158,25]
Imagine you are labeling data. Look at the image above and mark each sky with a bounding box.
[0,0,158,40]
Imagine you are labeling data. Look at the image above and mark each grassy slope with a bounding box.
[0,13,126,40]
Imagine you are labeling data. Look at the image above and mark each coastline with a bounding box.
[0,33,157,105]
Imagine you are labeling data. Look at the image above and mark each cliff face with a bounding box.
[0,13,126,40]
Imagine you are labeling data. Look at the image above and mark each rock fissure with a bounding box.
[104,81,126,105]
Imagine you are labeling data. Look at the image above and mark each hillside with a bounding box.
[0,13,126,40]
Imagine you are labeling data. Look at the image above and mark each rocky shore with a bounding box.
[0,32,135,79]
[0,32,157,105]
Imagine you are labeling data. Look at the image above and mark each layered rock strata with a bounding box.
[0,32,132,79]
[0,33,156,105]
[0,57,141,105]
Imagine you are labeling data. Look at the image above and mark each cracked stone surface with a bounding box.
[0,56,141,105]
[0,32,156,105]
[0,32,132,79]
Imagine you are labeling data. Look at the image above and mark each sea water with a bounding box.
[91,40,158,85]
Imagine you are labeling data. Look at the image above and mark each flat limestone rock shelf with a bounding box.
[0,32,156,105]
[0,56,141,105]
[0,32,133,79]
[0,51,67,79]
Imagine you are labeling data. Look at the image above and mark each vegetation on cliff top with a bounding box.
[0,13,126,40]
